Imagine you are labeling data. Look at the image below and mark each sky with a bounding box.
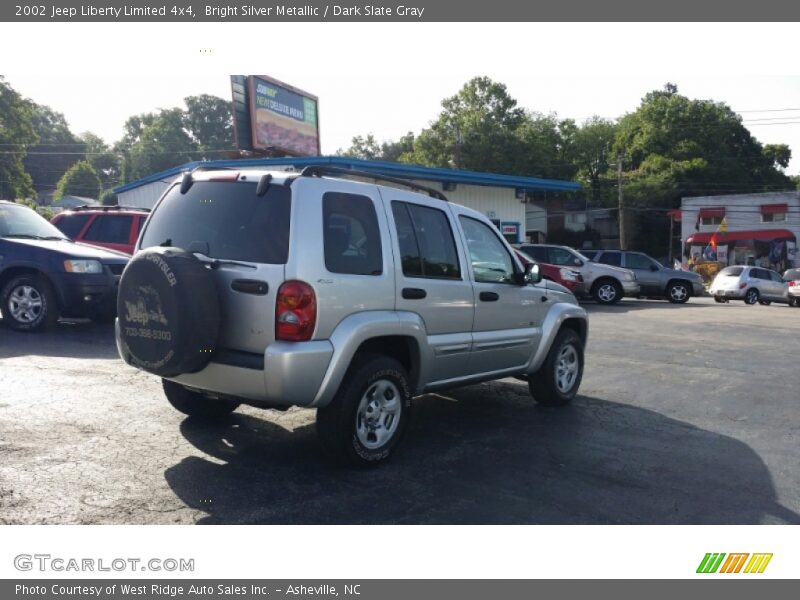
[3,23,800,175]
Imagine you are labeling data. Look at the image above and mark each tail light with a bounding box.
[276,281,316,341]
[790,280,799,287]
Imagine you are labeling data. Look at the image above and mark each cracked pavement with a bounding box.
[1,297,799,524]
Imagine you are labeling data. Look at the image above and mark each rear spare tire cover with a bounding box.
[117,247,220,377]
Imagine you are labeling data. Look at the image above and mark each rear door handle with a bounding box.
[479,291,499,302]
[402,287,427,300]
[231,279,269,295]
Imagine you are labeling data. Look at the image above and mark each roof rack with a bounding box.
[296,165,450,202]
[68,205,150,213]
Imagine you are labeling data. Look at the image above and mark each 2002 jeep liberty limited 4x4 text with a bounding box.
[116,166,588,465]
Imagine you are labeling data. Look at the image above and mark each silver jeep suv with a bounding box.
[116,166,588,465]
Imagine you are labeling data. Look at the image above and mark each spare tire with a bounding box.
[117,247,220,377]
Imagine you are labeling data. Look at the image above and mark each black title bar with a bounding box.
[3,0,800,21]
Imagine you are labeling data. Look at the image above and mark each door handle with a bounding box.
[231,279,269,295]
[479,291,499,302]
[402,287,427,300]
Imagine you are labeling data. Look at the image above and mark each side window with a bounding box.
[391,201,460,280]
[626,253,654,270]
[323,192,382,276]
[770,271,783,283]
[83,215,133,244]
[597,251,621,267]
[53,214,91,239]
[549,247,578,266]
[750,269,763,280]
[459,216,516,284]
[520,246,547,262]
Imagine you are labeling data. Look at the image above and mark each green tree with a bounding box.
[338,134,382,160]
[563,116,617,205]
[0,77,37,200]
[762,143,791,170]
[613,83,794,253]
[119,108,198,182]
[81,131,120,188]
[100,189,118,206]
[183,94,234,158]
[22,104,83,196]
[402,76,528,173]
[54,160,102,200]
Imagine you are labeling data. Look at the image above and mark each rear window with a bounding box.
[84,215,133,244]
[784,269,800,281]
[598,252,622,267]
[519,245,547,262]
[720,267,744,277]
[54,213,91,239]
[140,181,291,264]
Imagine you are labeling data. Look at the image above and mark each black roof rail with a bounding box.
[68,205,150,213]
[297,165,450,201]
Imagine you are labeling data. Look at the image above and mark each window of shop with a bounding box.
[762,212,787,223]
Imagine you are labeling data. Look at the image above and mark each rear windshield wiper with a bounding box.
[192,253,256,270]
[3,234,65,240]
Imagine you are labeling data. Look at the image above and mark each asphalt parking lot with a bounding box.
[1,297,799,524]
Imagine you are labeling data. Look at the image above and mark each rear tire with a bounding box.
[790,297,799,307]
[162,379,239,419]
[317,355,411,467]
[744,288,759,305]
[667,281,691,304]
[593,279,623,305]
[1,274,59,332]
[529,328,584,406]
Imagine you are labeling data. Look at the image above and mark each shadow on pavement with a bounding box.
[0,318,118,360]
[164,382,799,525]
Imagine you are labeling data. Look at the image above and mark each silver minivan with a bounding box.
[709,266,789,305]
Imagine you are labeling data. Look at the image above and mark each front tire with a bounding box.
[317,356,411,467]
[162,379,239,419]
[593,279,623,305]
[744,288,759,305]
[1,274,59,332]
[667,281,691,304]
[529,328,584,406]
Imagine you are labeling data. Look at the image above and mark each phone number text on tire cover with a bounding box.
[125,327,172,341]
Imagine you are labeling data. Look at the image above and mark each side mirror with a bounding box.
[524,262,542,285]
[574,258,583,267]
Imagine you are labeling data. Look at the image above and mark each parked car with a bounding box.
[51,206,150,255]
[581,249,704,303]
[115,166,588,466]
[709,266,789,305]
[0,201,129,331]
[517,243,639,305]
[513,248,584,294]
[783,268,800,307]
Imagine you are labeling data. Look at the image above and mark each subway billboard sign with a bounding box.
[230,75,320,157]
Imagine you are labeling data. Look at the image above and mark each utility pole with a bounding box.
[617,155,625,250]
[668,212,675,265]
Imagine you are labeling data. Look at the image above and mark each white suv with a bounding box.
[710,266,789,305]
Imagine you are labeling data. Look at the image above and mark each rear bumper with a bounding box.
[115,321,333,406]
[711,288,745,299]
